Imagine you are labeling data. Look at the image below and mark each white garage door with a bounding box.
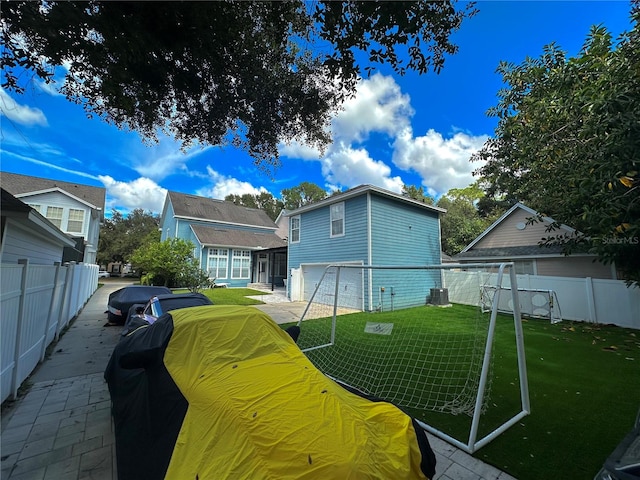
[301,263,363,311]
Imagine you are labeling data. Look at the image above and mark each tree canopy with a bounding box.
[281,181,328,210]
[97,208,160,267]
[401,184,435,205]
[1,1,476,173]
[436,182,501,256]
[225,192,284,221]
[130,237,196,287]
[473,2,640,284]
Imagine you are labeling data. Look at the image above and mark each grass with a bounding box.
[174,287,269,305]
[280,305,640,480]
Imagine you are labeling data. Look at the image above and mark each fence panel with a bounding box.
[0,262,98,403]
[592,278,640,329]
[16,264,58,391]
[444,269,639,329]
[0,264,24,403]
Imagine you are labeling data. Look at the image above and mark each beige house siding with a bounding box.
[275,216,289,240]
[473,209,571,249]
[536,256,615,279]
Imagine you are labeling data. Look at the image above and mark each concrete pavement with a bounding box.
[1,280,516,480]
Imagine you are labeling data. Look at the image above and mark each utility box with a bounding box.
[429,288,449,306]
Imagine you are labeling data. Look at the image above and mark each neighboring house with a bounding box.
[286,184,445,310]
[160,191,287,287]
[0,172,106,265]
[1,188,77,264]
[454,202,617,279]
[273,209,291,241]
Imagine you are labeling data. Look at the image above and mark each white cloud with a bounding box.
[128,137,213,181]
[321,144,404,193]
[279,140,322,161]
[277,73,489,197]
[1,149,99,180]
[332,73,413,144]
[99,175,167,214]
[0,89,48,126]
[392,128,489,196]
[196,166,268,200]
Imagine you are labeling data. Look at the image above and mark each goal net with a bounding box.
[296,263,530,453]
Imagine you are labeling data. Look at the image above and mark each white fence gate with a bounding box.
[443,270,640,329]
[0,261,99,403]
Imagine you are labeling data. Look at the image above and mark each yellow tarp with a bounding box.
[163,305,428,479]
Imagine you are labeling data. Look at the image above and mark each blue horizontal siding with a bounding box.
[288,195,368,270]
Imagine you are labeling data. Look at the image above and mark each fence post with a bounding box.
[40,262,64,362]
[585,277,596,323]
[56,264,73,340]
[11,259,29,400]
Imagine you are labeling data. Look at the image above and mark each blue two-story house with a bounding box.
[286,184,445,311]
[160,191,287,288]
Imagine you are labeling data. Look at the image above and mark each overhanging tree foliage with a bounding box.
[473,2,640,284]
[1,1,476,173]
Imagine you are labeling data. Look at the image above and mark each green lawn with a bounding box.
[281,305,640,480]
[175,287,269,305]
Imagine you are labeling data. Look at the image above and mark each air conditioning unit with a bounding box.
[429,288,449,306]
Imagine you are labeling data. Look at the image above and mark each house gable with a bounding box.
[456,202,616,279]
[160,190,283,287]
[466,203,574,251]
[0,172,106,213]
[287,184,443,268]
[0,172,106,264]
[1,188,76,264]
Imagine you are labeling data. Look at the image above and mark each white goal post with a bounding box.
[296,262,531,454]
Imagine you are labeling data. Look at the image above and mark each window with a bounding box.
[330,202,344,237]
[207,248,228,279]
[290,216,300,243]
[67,209,85,233]
[274,253,286,277]
[45,206,63,228]
[231,249,251,279]
[514,260,535,275]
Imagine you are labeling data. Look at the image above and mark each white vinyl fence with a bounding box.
[443,270,640,329]
[1,261,99,403]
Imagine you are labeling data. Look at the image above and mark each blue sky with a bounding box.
[0,1,634,217]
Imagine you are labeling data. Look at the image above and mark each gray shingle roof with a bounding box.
[191,225,287,249]
[168,191,276,229]
[0,171,106,211]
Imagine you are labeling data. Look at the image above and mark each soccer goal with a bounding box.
[296,262,530,453]
[482,285,563,323]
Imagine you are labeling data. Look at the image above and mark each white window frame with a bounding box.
[207,248,228,279]
[330,202,345,238]
[45,206,63,229]
[514,260,535,275]
[290,215,300,243]
[231,249,251,279]
[67,208,85,233]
